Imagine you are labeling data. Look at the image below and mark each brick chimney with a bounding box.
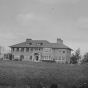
[26,39,32,42]
[57,38,63,44]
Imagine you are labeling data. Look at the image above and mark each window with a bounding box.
[46,56,48,60]
[44,56,46,60]
[14,48,19,52]
[58,49,62,53]
[19,48,24,52]
[30,56,32,60]
[11,48,14,52]
[35,48,40,51]
[45,56,47,60]
[20,55,24,60]
[55,57,57,60]
[36,43,43,46]
[24,48,27,52]
[31,48,33,52]
[12,55,14,59]
[42,56,45,60]
[29,48,33,52]
[14,55,20,59]
[29,43,32,45]
[63,51,65,53]
[67,50,71,54]
[49,56,51,60]
[26,43,29,45]
[58,57,61,60]
[62,57,65,60]
[42,56,51,60]
[14,48,16,52]
[19,48,21,51]
[43,48,52,53]
[16,48,19,52]
[26,43,32,45]
[21,48,24,52]
[26,48,29,52]
[24,56,28,59]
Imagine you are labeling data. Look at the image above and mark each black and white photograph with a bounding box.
[0,0,88,88]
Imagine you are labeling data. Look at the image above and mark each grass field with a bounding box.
[0,60,88,88]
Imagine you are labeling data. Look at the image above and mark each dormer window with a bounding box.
[36,43,43,45]
[29,43,32,45]
[26,43,32,45]
[26,43,29,45]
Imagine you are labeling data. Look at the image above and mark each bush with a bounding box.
[70,54,78,64]
[82,53,88,64]
[42,60,56,63]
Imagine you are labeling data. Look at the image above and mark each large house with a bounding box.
[10,38,72,63]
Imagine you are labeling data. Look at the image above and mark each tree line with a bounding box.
[70,48,88,64]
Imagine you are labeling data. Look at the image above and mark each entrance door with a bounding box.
[35,56,39,61]
[34,53,39,62]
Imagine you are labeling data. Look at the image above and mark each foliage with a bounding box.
[70,48,81,64]
[0,46,6,55]
[82,52,88,63]
[75,48,81,60]
[70,54,78,64]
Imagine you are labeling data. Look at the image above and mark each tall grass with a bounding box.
[0,60,88,88]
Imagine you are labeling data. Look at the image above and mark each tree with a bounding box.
[82,52,88,63]
[70,48,81,64]
[70,54,78,64]
[0,46,6,59]
[75,48,81,61]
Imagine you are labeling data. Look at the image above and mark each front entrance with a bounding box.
[34,53,39,62]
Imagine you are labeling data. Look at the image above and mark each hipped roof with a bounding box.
[9,40,73,50]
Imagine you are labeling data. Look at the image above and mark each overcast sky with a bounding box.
[0,0,88,54]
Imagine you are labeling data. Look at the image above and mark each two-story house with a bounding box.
[9,38,72,63]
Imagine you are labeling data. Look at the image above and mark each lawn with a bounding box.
[0,60,88,88]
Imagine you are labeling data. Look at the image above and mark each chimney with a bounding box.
[57,38,63,44]
[26,39,32,42]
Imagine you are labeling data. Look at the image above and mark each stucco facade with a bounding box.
[10,38,72,63]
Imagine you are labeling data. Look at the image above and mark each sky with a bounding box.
[0,0,88,55]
